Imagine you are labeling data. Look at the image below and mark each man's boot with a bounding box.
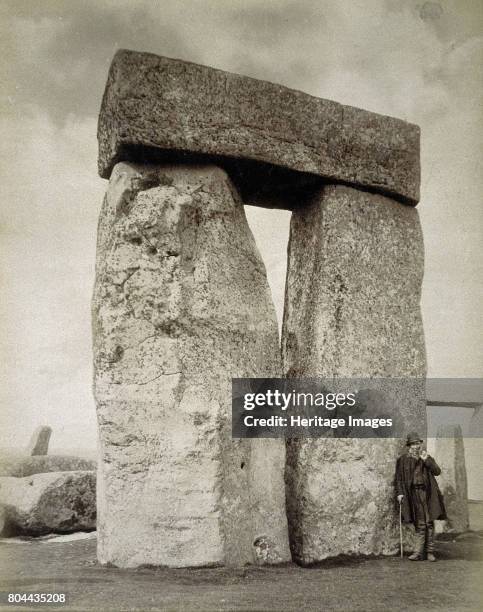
[408,523,425,560]
[426,522,436,561]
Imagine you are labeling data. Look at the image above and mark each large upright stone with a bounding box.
[434,425,469,533]
[92,162,289,568]
[282,185,426,564]
[98,50,420,205]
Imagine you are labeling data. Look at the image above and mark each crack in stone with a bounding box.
[133,370,182,385]
[114,266,141,290]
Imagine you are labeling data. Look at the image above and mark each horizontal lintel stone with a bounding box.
[98,49,420,206]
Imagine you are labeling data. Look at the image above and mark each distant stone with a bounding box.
[455,531,482,541]
[434,425,469,533]
[92,162,289,568]
[0,471,96,536]
[0,454,96,477]
[26,426,52,456]
[98,49,420,205]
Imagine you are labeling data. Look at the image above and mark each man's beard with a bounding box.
[408,447,420,457]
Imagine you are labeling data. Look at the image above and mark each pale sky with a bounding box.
[0,0,482,451]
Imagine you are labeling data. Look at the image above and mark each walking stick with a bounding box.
[399,498,403,559]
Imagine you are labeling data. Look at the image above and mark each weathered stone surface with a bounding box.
[92,162,289,568]
[26,426,52,456]
[434,425,469,533]
[98,50,420,205]
[0,471,96,536]
[282,184,426,564]
[0,454,96,477]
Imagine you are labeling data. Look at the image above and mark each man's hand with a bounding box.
[420,450,428,460]
[397,495,404,503]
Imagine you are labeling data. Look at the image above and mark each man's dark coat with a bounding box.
[395,454,447,524]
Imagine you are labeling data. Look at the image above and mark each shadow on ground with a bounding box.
[1,531,482,611]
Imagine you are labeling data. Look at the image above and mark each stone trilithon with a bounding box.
[93,49,426,567]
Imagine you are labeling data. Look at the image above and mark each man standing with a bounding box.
[395,432,447,561]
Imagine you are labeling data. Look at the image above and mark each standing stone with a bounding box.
[434,425,469,533]
[92,162,289,568]
[466,409,483,503]
[282,184,426,564]
[27,426,52,456]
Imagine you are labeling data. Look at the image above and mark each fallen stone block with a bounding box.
[26,426,52,456]
[282,184,426,564]
[0,471,96,536]
[98,49,420,205]
[92,162,289,568]
[0,454,96,477]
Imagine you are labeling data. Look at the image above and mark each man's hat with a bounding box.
[406,432,423,446]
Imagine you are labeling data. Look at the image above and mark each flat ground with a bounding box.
[1,504,482,612]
